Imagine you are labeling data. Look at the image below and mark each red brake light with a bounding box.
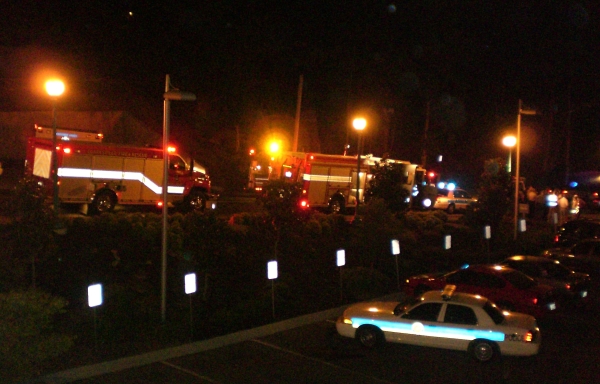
[299,199,309,208]
[63,147,72,154]
[532,297,538,305]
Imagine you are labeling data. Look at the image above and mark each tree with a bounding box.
[364,162,411,214]
[471,158,512,231]
[258,179,305,225]
[1,176,55,290]
[0,290,74,381]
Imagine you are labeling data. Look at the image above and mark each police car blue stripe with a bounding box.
[351,317,505,342]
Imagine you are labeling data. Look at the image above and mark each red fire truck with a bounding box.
[249,151,429,213]
[25,125,212,213]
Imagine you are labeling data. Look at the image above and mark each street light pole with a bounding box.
[352,118,366,219]
[44,79,65,224]
[161,75,196,323]
[513,100,536,240]
[51,99,59,213]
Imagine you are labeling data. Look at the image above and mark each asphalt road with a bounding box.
[40,287,600,384]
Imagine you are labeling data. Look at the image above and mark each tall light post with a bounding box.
[44,79,65,216]
[352,117,366,218]
[161,75,196,323]
[514,100,536,240]
[502,135,516,173]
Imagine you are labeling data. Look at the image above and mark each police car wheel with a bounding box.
[356,325,383,348]
[469,339,497,362]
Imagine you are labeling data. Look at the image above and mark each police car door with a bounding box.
[454,190,468,210]
[435,303,480,351]
[396,302,444,347]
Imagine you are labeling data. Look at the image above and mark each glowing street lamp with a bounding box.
[268,141,281,159]
[502,135,517,173]
[45,79,65,217]
[353,117,367,218]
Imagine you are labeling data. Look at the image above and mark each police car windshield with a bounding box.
[393,296,421,316]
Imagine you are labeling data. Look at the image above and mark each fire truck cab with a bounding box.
[26,125,212,214]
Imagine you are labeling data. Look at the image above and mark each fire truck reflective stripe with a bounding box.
[57,167,185,195]
[350,318,505,342]
[302,174,353,183]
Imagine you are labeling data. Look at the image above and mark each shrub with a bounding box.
[0,290,74,381]
[341,267,391,301]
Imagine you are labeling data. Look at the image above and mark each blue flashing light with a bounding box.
[446,183,456,191]
[569,181,578,188]
[460,264,470,269]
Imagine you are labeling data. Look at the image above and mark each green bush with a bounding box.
[341,267,391,301]
[0,290,74,381]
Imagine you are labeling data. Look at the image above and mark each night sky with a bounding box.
[2,1,600,190]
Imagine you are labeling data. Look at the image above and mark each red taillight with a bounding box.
[554,234,559,243]
[565,283,571,290]
[63,147,72,154]
[532,297,538,305]
[299,199,309,209]
[157,201,164,207]
[525,331,533,342]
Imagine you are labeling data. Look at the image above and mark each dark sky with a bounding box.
[2,1,600,189]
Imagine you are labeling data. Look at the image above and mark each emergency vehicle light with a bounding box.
[167,146,176,153]
[63,147,72,154]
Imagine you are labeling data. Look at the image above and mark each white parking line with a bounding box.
[251,339,397,384]
[160,361,221,383]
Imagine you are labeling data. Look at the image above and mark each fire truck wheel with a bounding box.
[92,190,116,214]
[329,197,346,214]
[187,190,207,212]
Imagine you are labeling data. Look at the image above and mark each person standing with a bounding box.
[527,187,537,219]
[558,193,569,225]
[546,189,558,224]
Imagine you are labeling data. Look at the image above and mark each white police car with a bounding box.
[336,285,541,362]
[433,188,477,214]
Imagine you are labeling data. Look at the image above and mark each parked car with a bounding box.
[499,255,590,306]
[542,238,600,277]
[402,264,559,318]
[553,218,600,247]
[336,285,541,362]
[433,188,477,214]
